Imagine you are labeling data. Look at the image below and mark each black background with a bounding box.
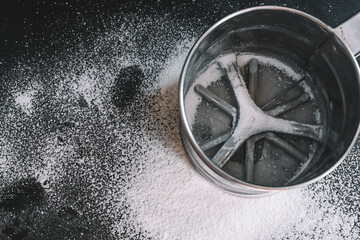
[1,0,360,71]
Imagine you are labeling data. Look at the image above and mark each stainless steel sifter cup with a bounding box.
[179,6,360,196]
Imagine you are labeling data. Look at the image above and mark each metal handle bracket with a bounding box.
[335,12,360,58]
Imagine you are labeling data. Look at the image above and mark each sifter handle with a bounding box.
[335,12,360,58]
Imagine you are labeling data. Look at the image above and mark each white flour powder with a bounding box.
[14,88,37,115]
[126,143,357,239]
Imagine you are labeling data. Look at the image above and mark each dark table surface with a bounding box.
[0,1,360,239]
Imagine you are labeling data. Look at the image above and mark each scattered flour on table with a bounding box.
[71,68,105,107]
[14,88,38,115]
[126,142,357,239]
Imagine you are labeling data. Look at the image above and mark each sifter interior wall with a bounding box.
[184,9,330,95]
